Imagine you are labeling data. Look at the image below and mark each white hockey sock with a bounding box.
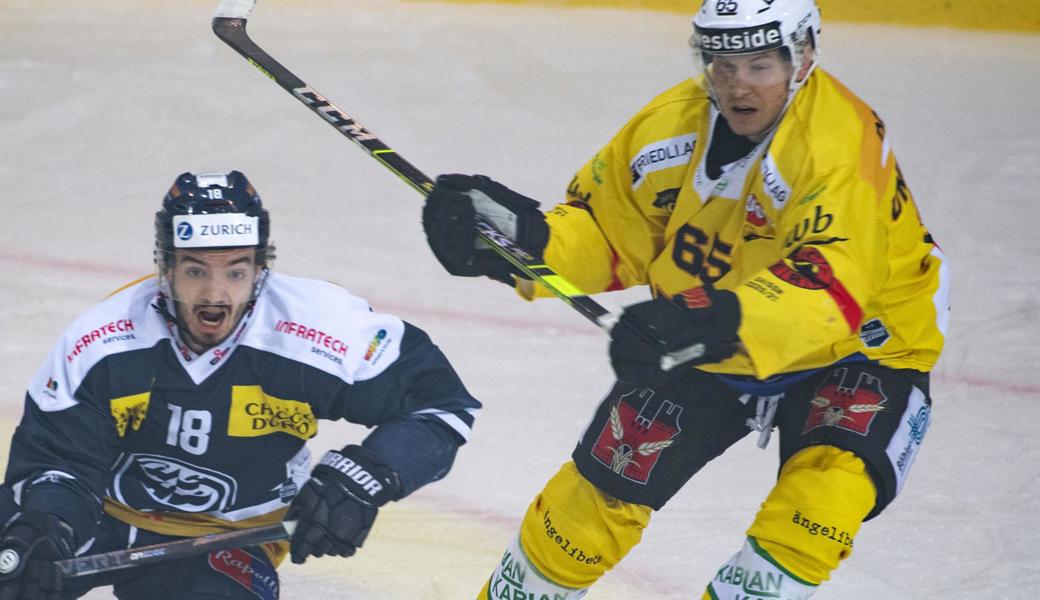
[703,537,818,600]
[484,535,588,600]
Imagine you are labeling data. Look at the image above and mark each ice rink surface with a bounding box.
[2,0,1039,598]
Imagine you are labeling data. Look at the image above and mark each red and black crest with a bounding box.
[769,246,834,290]
[591,388,682,484]
[803,368,887,436]
[769,246,863,333]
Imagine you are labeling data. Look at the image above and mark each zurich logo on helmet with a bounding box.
[176,221,194,241]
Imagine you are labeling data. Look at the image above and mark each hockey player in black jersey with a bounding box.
[0,171,481,599]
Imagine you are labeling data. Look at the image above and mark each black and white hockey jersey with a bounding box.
[3,273,480,547]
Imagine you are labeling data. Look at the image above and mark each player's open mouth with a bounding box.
[194,307,229,331]
[732,105,757,115]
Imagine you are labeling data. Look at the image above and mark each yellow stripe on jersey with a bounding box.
[104,498,291,566]
[105,274,155,299]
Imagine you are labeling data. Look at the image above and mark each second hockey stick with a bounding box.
[55,520,296,578]
[210,0,705,369]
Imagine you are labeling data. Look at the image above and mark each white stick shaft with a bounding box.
[660,343,704,371]
[596,312,620,333]
[214,0,256,19]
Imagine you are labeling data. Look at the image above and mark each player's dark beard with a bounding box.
[153,267,268,355]
[153,294,245,355]
[174,300,244,353]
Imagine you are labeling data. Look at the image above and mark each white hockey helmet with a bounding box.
[692,0,822,95]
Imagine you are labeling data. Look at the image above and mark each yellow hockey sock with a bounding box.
[480,460,651,598]
[746,445,876,583]
[521,461,651,588]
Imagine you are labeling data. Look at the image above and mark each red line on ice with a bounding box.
[0,249,598,336]
[6,250,1037,395]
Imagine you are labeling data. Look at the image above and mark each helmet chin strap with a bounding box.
[153,268,271,355]
[152,293,217,355]
[769,43,818,132]
[757,76,804,143]
[152,293,202,353]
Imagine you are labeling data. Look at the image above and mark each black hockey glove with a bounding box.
[0,510,75,600]
[287,445,401,565]
[422,174,549,285]
[609,286,741,389]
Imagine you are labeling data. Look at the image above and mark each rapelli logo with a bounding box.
[208,549,279,600]
[803,368,887,436]
[228,386,317,440]
[591,388,681,483]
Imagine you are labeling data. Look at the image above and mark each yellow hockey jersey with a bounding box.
[526,69,950,381]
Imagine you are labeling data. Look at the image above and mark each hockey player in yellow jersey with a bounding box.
[422,0,950,597]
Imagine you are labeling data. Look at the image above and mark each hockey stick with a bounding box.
[56,520,296,578]
[210,0,704,369]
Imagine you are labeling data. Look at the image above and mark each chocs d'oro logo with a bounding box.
[228,386,317,440]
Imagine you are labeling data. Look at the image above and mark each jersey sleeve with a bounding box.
[329,322,481,497]
[733,163,887,378]
[522,86,700,299]
[534,136,666,296]
[4,337,117,547]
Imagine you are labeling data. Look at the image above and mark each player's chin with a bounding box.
[725,108,763,133]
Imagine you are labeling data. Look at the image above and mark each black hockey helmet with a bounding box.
[154,171,274,271]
